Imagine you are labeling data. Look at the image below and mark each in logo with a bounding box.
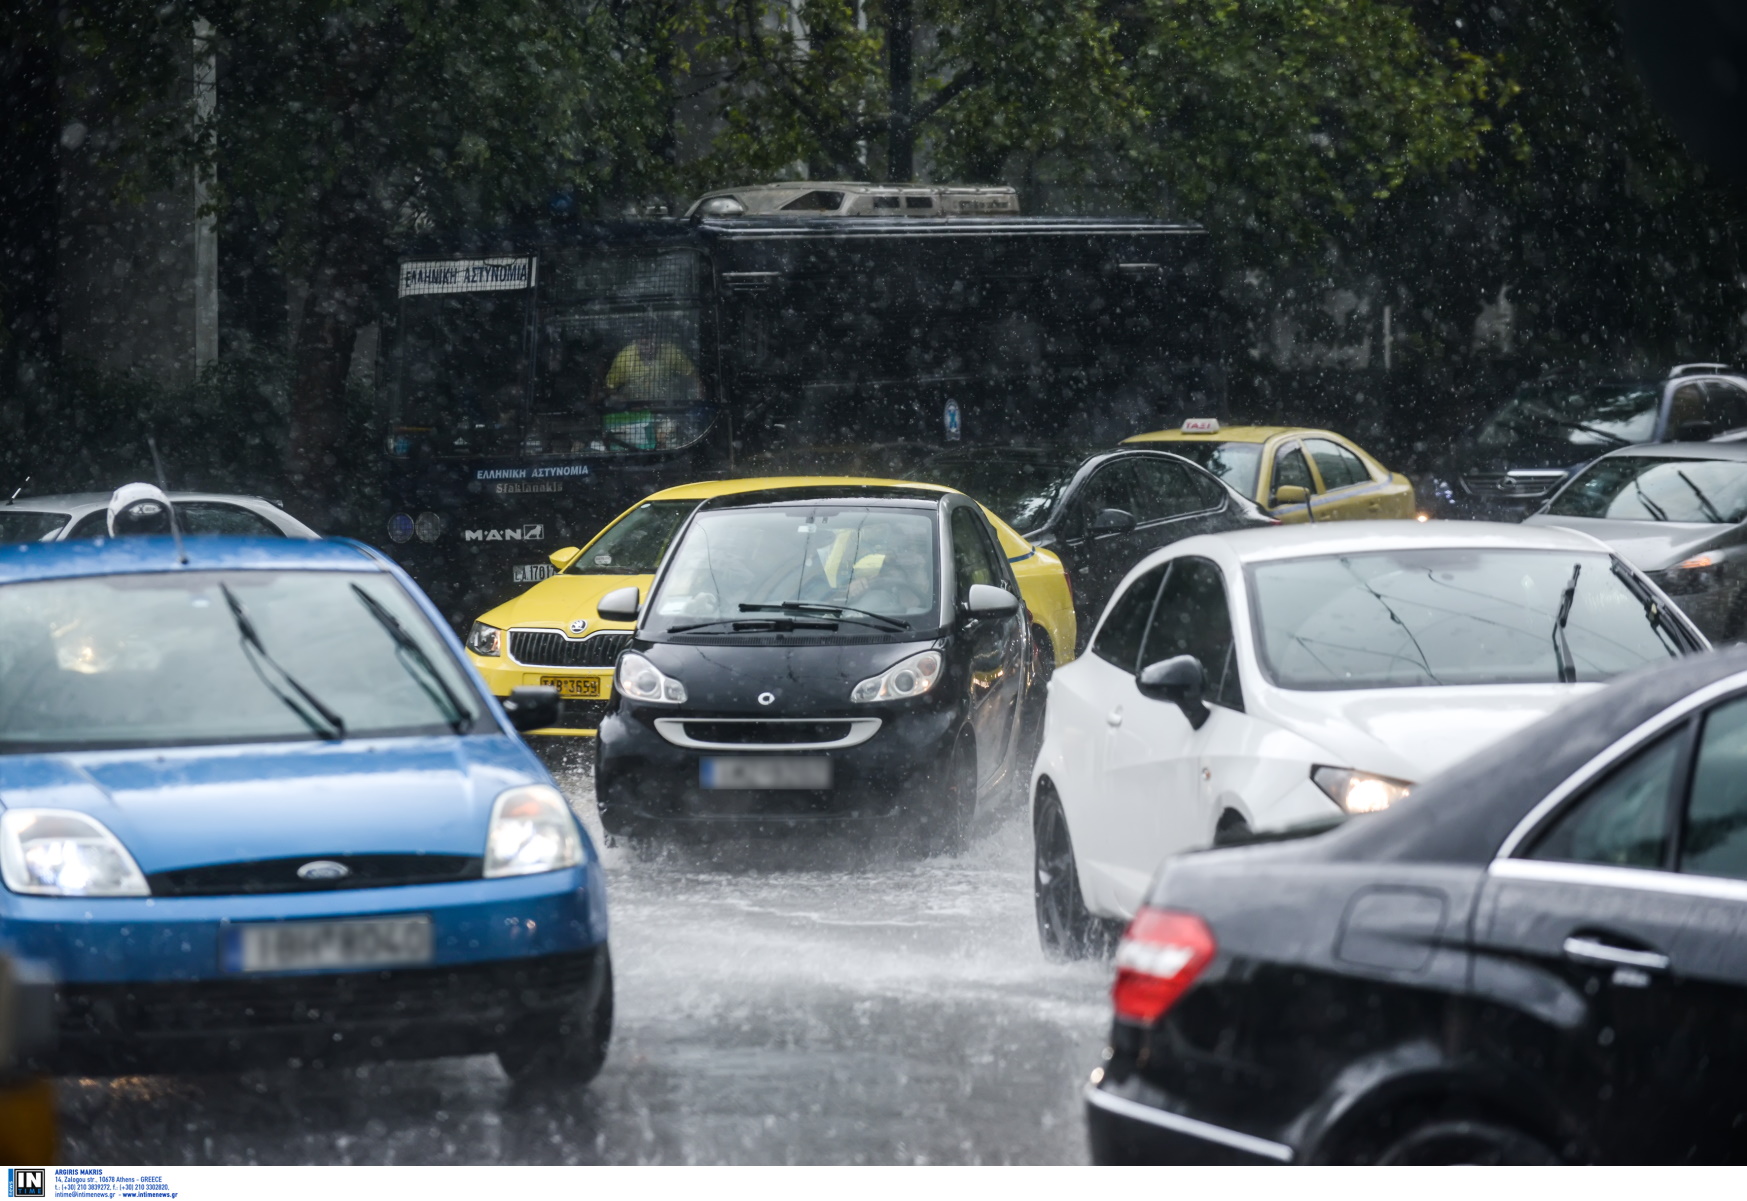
[9,1169,45,1198]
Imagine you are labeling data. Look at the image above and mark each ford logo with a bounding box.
[296,860,352,881]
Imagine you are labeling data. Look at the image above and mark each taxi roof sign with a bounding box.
[1181,418,1221,434]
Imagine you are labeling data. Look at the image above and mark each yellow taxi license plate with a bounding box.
[541,675,606,699]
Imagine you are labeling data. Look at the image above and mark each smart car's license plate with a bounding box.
[226,915,434,973]
[699,756,832,790]
[540,674,606,699]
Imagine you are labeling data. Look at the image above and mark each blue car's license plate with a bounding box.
[224,915,434,973]
[699,756,832,790]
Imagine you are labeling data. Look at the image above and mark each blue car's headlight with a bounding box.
[485,785,584,878]
[0,809,150,897]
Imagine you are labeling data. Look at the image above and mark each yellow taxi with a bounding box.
[1124,419,1417,522]
[465,477,1077,736]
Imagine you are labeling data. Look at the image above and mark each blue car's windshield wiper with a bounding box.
[350,584,475,734]
[219,581,345,741]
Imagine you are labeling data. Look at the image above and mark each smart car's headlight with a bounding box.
[851,650,943,703]
[1311,766,1414,814]
[616,651,687,703]
[0,810,149,897]
[484,784,583,878]
[467,622,503,657]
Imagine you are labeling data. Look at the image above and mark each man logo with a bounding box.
[9,1169,45,1198]
[463,524,546,543]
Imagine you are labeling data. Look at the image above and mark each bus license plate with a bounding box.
[227,916,433,973]
[541,675,605,699]
[700,756,832,790]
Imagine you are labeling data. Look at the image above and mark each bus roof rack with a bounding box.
[1670,362,1737,378]
[687,182,1020,219]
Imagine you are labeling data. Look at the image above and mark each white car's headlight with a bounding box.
[484,784,584,878]
[851,649,943,703]
[1311,766,1414,814]
[0,809,149,897]
[467,622,503,657]
[616,650,686,703]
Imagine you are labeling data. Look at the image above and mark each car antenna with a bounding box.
[4,475,26,506]
[147,436,188,566]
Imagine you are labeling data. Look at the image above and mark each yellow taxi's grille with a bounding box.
[509,630,630,668]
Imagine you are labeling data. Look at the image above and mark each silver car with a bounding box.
[1526,439,1747,641]
[0,491,318,543]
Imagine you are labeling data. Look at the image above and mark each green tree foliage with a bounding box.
[73,0,678,517]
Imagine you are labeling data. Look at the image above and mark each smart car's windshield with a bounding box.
[1155,442,1264,498]
[1477,382,1661,450]
[0,510,69,543]
[0,570,484,752]
[1249,548,1688,690]
[571,499,697,574]
[646,504,940,636]
[1547,456,1747,525]
[907,458,1076,531]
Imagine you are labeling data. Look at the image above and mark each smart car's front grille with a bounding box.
[1460,471,1566,500]
[682,721,854,745]
[147,854,482,897]
[509,630,630,668]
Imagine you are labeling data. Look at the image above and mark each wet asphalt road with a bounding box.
[56,759,1111,1164]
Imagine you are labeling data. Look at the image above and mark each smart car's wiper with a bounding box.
[219,582,345,741]
[1632,477,1670,522]
[666,617,840,634]
[740,601,911,631]
[350,584,474,733]
[1552,563,1581,684]
[1675,470,1725,524]
[1516,406,1632,447]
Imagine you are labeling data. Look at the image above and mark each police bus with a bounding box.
[381,183,1222,623]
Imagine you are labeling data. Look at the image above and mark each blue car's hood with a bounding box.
[0,736,541,874]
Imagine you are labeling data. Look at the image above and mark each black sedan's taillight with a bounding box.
[1111,907,1216,1025]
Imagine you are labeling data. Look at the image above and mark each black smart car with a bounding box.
[1087,645,1747,1164]
[593,485,1027,852]
[908,446,1273,648]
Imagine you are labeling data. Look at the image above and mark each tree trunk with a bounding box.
[287,259,367,528]
[886,0,913,182]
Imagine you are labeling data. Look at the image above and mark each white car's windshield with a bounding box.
[1249,549,1687,690]
[0,570,482,752]
[1548,456,1747,525]
[646,504,939,635]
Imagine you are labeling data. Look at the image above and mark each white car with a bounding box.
[1030,520,1708,958]
[0,491,317,543]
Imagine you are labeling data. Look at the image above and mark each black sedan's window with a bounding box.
[1528,729,1681,870]
[1681,696,1747,880]
[1091,563,1166,671]
[1129,459,1215,522]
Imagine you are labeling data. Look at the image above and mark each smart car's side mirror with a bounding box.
[964,583,1020,617]
[548,546,582,572]
[596,586,640,622]
[1271,484,1311,508]
[502,685,560,732]
[1090,508,1136,536]
[1137,655,1210,730]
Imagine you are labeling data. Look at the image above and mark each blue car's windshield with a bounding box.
[0,570,485,752]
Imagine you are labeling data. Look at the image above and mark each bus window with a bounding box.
[395,292,528,456]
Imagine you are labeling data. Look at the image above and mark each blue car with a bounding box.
[0,536,610,1081]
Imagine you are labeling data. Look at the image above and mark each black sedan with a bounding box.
[1087,644,1747,1165]
[908,446,1274,647]
[594,484,1028,852]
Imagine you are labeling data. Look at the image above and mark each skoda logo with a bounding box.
[296,860,352,882]
[758,691,776,706]
[569,618,589,635]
